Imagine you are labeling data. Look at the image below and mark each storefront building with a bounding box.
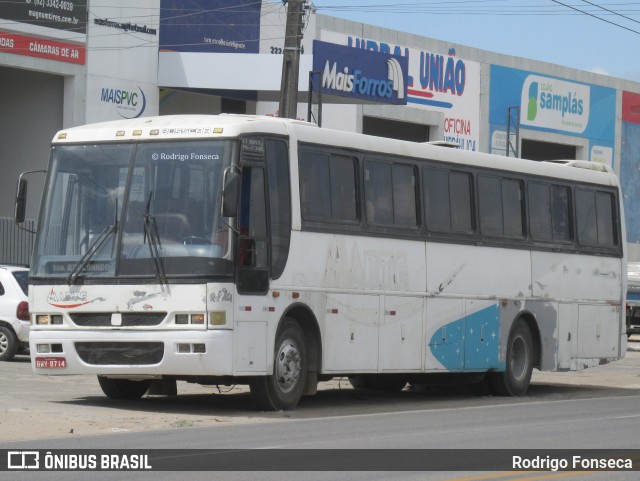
[2,0,640,262]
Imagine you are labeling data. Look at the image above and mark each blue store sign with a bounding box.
[313,40,408,105]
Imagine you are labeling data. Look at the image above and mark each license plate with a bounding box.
[35,357,67,369]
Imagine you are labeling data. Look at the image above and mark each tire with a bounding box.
[348,375,374,390]
[0,326,18,362]
[348,375,406,392]
[488,319,534,396]
[250,319,307,411]
[97,376,151,400]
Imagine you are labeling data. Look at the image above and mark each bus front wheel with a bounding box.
[488,319,534,396]
[250,319,307,411]
[98,376,151,400]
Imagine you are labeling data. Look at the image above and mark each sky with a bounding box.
[312,0,640,82]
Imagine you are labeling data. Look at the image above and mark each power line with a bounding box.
[551,0,640,35]
[315,0,640,15]
[579,0,640,25]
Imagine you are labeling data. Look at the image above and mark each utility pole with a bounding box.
[278,0,305,119]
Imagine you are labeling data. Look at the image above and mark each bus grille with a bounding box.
[70,313,167,327]
[75,342,164,365]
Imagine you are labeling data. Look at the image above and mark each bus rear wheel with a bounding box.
[488,319,534,396]
[250,319,307,411]
[98,376,151,400]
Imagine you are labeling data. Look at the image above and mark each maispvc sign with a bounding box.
[100,85,147,119]
[313,40,408,105]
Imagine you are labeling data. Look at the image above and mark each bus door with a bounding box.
[236,162,269,295]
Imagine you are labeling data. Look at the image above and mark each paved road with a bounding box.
[1,338,639,481]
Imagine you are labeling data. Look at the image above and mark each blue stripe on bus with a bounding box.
[429,304,505,372]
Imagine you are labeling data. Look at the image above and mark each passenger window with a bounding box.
[529,183,552,241]
[576,189,617,247]
[551,185,571,241]
[393,164,418,227]
[576,189,618,247]
[330,156,357,222]
[365,161,393,225]
[365,160,417,227]
[424,168,473,233]
[479,175,523,238]
[502,179,523,238]
[530,183,572,243]
[299,150,357,223]
[479,175,503,236]
[424,169,449,231]
[596,192,615,246]
[576,189,598,246]
[299,151,331,219]
[450,172,473,232]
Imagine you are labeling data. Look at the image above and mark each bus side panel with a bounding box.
[280,231,427,294]
[425,243,532,299]
[531,252,623,302]
[531,251,624,366]
[425,298,464,371]
[425,299,505,372]
[498,298,568,371]
[379,295,423,372]
[556,302,578,370]
[425,243,531,372]
[324,292,379,372]
[577,304,621,360]
[281,231,427,374]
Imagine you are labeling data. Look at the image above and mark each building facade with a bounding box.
[2,0,640,262]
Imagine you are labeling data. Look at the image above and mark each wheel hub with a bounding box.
[510,336,528,381]
[275,340,301,393]
[0,333,8,354]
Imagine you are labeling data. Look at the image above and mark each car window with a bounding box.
[12,271,28,295]
[0,281,4,296]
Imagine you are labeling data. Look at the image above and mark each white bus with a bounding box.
[18,115,626,410]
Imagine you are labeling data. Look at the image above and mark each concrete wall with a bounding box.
[0,67,63,220]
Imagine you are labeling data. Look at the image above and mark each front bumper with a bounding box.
[29,329,234,376]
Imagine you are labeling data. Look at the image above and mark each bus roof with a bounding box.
[51,114,306,144]
[52,114,619,188]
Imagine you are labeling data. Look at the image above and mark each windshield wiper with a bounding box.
[68,223,117,285]
[68,199,119,284]
[142,191,168,288]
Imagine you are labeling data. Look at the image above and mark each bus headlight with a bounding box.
[175,313,206,325]
[210,311,226,326]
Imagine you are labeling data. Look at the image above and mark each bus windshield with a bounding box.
[32,140,236,281]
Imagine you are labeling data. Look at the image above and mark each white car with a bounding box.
[0,265,29,361]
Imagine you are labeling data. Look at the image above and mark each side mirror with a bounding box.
[14,177,28,224]
[222,169,240,218]
[14,170,46,232]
